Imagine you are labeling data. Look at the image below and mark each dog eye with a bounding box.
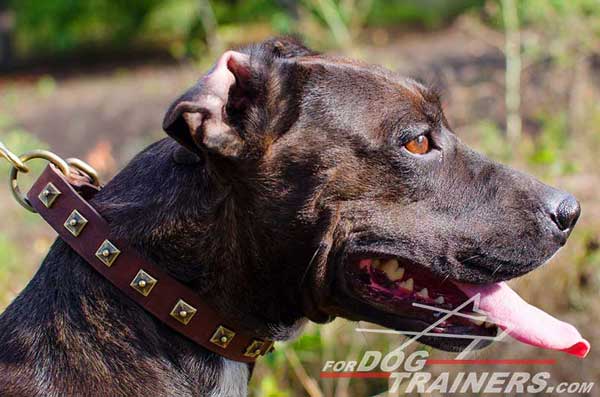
[404,135,430,155]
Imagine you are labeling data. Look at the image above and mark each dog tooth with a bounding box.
[390,266,405,281]
[435,296,445,304]
[416,288,429,298]
[399,278,414,291]
[484,321,495,328]
[381,260,397,279]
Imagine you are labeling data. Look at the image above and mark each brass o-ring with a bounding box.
[9,150,70,212]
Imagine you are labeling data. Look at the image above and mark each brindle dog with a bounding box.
[0,38,581,396]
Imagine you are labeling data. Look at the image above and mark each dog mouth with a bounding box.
[347,257,496,351]
[358,258,476,311]
[345,256,590,357]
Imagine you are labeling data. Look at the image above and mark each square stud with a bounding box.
[170,299,197,325]
[209,326,236,349]
[130,269,158,297]
[64,210,88,237]
[95,240,120,267]
[243,340,266,358]
[38,182,61,208]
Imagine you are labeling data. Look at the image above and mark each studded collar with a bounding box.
[28,164,274,363]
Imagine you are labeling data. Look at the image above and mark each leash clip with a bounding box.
[0,141,29,173]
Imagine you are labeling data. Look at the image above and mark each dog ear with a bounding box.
[163,51,252,158]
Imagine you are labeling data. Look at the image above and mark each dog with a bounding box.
[0,37,585,396]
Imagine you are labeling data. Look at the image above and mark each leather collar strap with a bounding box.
[27,164,273,363]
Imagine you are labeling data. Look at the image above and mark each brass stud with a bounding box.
[64,210,88,237]
[38,183,61,208]
[95,240,120,267]
[170,299,197,325]
[210,326,236,348]
[130,269,157,296]
[244,340,266,358]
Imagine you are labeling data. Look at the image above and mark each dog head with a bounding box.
[157,38,586,355]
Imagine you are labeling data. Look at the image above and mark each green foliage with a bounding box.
[7,0,291,59]
[527,112,578,176]
[7,0,488,59]
[36,75,57,98]
[212,0,284,25]
[367,0,485,28]
[488,0,600,65]
[256,375,290,397]
[270,11,296,35]
[0,233,22,305]
[475,119,513,162]
[0,234,18,272]
[292,327,323,352]
[567,229,600,310]
[10,0,600,60]
[9,0,164,56]
[0,117,48,176]
[143,0,198,40]
[0,115,49,308]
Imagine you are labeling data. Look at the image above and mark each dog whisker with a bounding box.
[460,254,483,264]
[298,243,326,287]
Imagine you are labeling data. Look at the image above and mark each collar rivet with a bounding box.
[210,326,236,348]
[170,299,197,325]
[95,240,121,267]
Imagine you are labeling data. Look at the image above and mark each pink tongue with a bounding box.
[456,282,590,358]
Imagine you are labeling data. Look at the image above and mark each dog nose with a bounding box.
[552,194,581,231]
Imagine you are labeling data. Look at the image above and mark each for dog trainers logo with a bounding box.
[320,294,595,395]
[321,349,594,395]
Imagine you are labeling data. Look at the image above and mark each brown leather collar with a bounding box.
[27,164,273,363]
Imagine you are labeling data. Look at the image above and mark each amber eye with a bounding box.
[404,135,430,155]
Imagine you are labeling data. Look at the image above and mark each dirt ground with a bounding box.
[1,22,599,395]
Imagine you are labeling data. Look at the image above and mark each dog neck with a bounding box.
[0,141,309,395]
[0,238,254,395]
[89,140,310,339]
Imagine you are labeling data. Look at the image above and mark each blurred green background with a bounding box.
[1,1,599,396]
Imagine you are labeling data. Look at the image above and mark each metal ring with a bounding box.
[9,150,70,213]
[0,142,30,173]
[66,158,100,186]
